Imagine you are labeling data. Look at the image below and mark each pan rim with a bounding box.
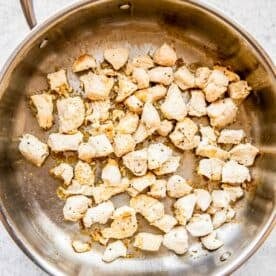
[0,0,275,275]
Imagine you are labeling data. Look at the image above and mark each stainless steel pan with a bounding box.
[0,0,275,275]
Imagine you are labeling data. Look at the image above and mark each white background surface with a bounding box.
[0,0,275,275]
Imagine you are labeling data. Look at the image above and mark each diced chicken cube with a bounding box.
[174,66,195,90]
[116,75,138,102]
[163,226,188,254]
[116,112,139,134]
[229,143,259,166]
[213,65,240,82]
[174,194,196,225]
[153,156,181,175]
[160,84,187,121]
[133,122,153,144]
[196,144,229,160]
[101,159,121,186]
[104,48,129,70]
[132,68,150,89]
[130,173,156,194]
[188,90,207,117]
[31,94,54,129]
[135,85,167,103]
[57,97,85,133]
[157,120,174,136]
[74,160,94,185]
[221,185,244,202]
[102,241,127,262]
[132,55,154,69]
[218,129,245,144]
[151,214,177,233]
[130,194,164,223]
[167,175,192,198]
[201,231,224,251]
[113,134,136,157]
[148,179,167,199]
[194,189,212,211]
[212,209,227,229]
[47,69,69,94]
[86,100,110,123]
[169,118,200,150]
[198,158,225,181]
[228,80,251,101]
[72,54,96,72]
[153,43,177,66]
[50,163,73,185]
[133,232,163,251]
[186,214,213,237]
[19,134,49,167]
[88,120,115,140]
[64,180,93,196]
[222,160,251,184]
[141,102,161,131]
[212,190,231,208]
[195,67,211,89]
[148,67,173,85]
[48,132,83,152]
[124,95,143,113]
[72,240,91,253]
[122,149,148,176]
[63,195,91,221]
[102,206,137,239]
[199,125,217,145]
[207,98,238,128]
[80,72,114,100]
[83,201,114,228]
[147,143,172,170]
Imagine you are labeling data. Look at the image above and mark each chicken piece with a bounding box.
[198,158,225,181]
[64,180,94,196]
[102,159,121,186]
[102,241,127,262]
[212,209,227,229]
[133,122,153,144]
[204,70,229,102]
[147,143,172,170]
[116,75,138,102]
[102,206,137,239]
[169,118,200,150]
[148,179,167,199]
[151,214,177,233]
[229,143,259,166]
[222,160,251,184]
[163,226,188,254]
[122,149,147,176]
[214,65,240,82]
[57,97,85,133]
[74,161,94,186]
[116,112,139,134]
[228,80,251,101]
[218,129,245,144]
[132,55,154,69]
[196,144,229,160]
[104,48,129,70]
[80,72,114,100]
[78,134,113,161]
[132,68,150,89]
[47,69,69,94]
[153,156,181,175]
[86,100,110,123]
[174,194,196,225]
[134,233,163,252]
[141,102,161,131]
[226,207,236,221]
[153,43,177,67]
[174,66,195,90]
[63,195,91,221]
[31,94,54,129]
[186,214,213,237]
[19,134,49,167]
[211,190,231,208]
[160,84,187,121]
[194,189,212,212]
[92,178,129,204]
[157,120,174,137]
[130,194,165,223]
[188,90,207,117]
[195,67,212,89]
[199,125,217,145]
[88,120,115,140]
[148,67,174,85]
[207,98,238,128]
[130,173,156,194]
[50,163,73,185]
[167,175,192,198]
[48,132,83,152]
[201,231,224,251]
[135,85,167,103]
[124,95,143,113]
[72,240,91,253]
[221,185,244,202]
[113,134,136,157]
[83,201,114,228]
[72,54,96,72]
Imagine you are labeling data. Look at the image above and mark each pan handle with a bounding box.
[20,0,37,29]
